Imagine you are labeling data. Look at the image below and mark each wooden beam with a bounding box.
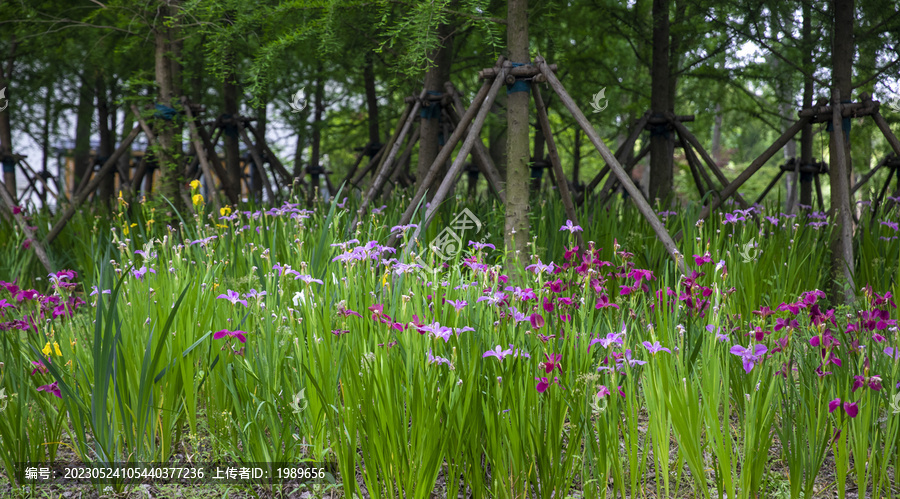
[182,97,222,213]
[387,65,500,247]
[670,119,750,209]
[45,125,142,245]
[445,82,507,204]
[690,115,811,227]
[576,112,649,205]
[535,56,685,273]
[532,81,585,251]
[402,67,508,254]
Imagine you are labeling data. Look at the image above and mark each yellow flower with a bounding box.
[220,206,232,217]
[42,342,62,357]
[381,272,390,288]
[190,180,201,191]
[192,194,204,206]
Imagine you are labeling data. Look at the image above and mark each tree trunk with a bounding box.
[648,0,673,203]
[223,52,243,203]
[364,53,380,147]
[0,37,17,200]
[829,0,855,304]
[72,74,94,198]
[505,0,531,272]
[251,95,267,201]
[153,2,183,210]
[711,103,723,166]
[797,1,815,210]
[308,63,325,203]
[96,74,115,204]
[416,17,454,197]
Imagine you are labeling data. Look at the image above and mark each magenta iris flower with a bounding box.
[37,381,61,398]
[828,398,841,413]
[843,401,859,418]
[214,329,248,343]
[596,385,611,398]
[543,353,562,373]
[729,343,767,373]
[217,290,248,307]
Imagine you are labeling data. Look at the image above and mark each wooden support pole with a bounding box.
[353,89,426,226]
[387,71,498,246]
[576,112,649,205]
[691,115,811,226]
[350,148,385,188]
[18,159,58,201]
[237,121,277,203]
[0,182,54,273]
[245,122,304,189]
[402,67,508,255]
[385,126,420,198]
[45,125,142,245]
[850,154,891,195]
[445,82,507,204]
[535,57,685,273]
[755,169,786,206]
[597,142,650,205]
[870,167,895,219]
[670,119,750,208]
[814,173,825,212]
[182,97,222,213]
[479,64,556,79]
[871,111,900,158]
[532,81,585,251]
[678,131,716,198]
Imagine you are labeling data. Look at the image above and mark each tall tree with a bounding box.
[505,0,530,272]
[648,0,673,202]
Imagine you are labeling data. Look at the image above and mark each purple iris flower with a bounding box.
[390,224,418,234]
[729,343,768,373]
[483,345,514,361]
[525,259,554,275]
[828,398,841,413]
[884,347,900,359]
[469,241,496,251]
[619,349,646,367]
[421,322,453,342]
[559,220,583,233]
[217,289,249,307]
[131,266,156,280]
[294,274,324,285]
[723,212,745,225]
[447,300,468,312]
[642,341,671,355]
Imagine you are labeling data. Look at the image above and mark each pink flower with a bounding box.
[828,398,841,413]
[213,329,248,343]
[37,381,61,398]
[543,353,562,373]
[843,401,858,418]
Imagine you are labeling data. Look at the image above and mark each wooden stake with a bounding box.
[532,81,585,251]
[45,125,142,245]
[670,119,749,209]
[246,123,304,189]
[237,121,277,203]
[576,112,649,206]
[754,169,786,206]
[535,56,686,273]
[387,73,497,246]
[445,82,507,204]
[0,182,54,273]
[182,97,222,213]
[871,111,900,158]
[850,154,891,195]
[596,142,650,206]
[354,89,427,227]
[350,148,385,188]
[691,116,811,224]
[402,67,508,254]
